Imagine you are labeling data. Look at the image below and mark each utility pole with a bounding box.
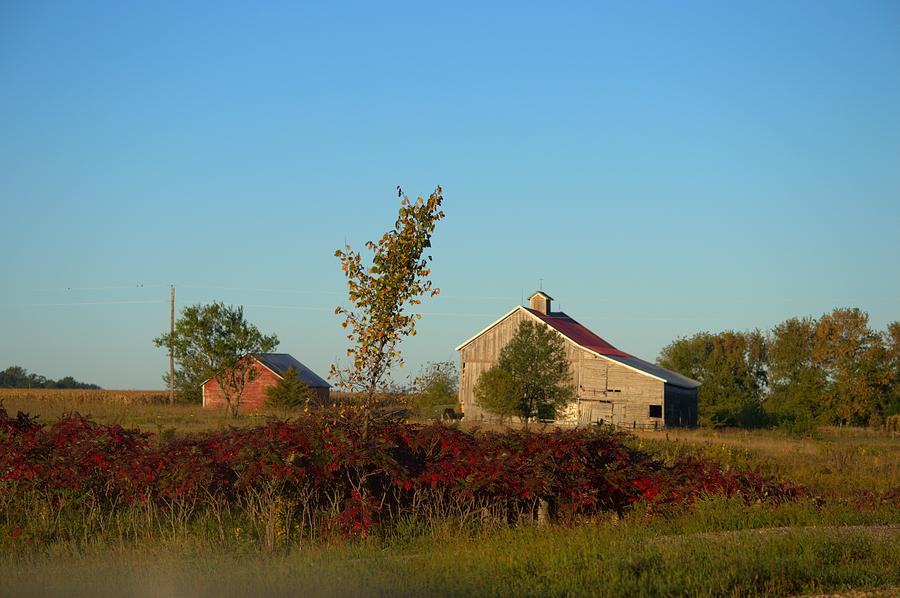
[169,285,175,405]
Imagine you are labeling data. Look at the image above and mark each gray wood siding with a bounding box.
[458,307,669,427]
[577,355,665,427]
[580,361,607,394]
[459,309,533,421]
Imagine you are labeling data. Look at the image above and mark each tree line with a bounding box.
[0,366,101,390]
[658,308,899,430]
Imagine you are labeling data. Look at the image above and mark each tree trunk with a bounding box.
[362,390,373,440]
[537,497,551,526]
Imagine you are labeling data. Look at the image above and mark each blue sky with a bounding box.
[1,1,898,389]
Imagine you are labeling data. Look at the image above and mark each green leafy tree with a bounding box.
[154,302,278,417]
[331,186,445,435]
[0,366,35,388]
[0,366,100,389]
[813,308,888,425]
[477,320,575,423]
[658,330,767,428]
[265,367,314,409]
[884,322,900,419]
[410,361,459,417]
[765,317,826,433]
[161,368,205,404]
[660,311,900,430]
[474,365,520,422]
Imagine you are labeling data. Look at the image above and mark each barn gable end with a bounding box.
[201,353,330,412]
[457,295,699,428]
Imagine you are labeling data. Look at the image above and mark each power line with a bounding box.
[240,303,336,311]
[19,281,523,303]
[181,284,517,302]
[28,284,171,292]
[6,300,168,307]
[179,284,344,296]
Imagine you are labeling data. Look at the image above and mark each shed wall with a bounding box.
[202,359,330,412]
[202,364,281,412]
[576,354,665,428]
[663,385,698,427]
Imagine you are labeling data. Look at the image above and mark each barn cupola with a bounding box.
[528,290,553,315]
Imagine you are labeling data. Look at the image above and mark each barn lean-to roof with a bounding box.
[455,305,700,390]
[603,355,700,389]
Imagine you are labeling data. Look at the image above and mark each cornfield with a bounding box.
[0,388,170,404]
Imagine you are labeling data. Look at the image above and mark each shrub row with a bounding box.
[0,408,803,540]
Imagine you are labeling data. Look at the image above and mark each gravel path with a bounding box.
[651,523,900,545]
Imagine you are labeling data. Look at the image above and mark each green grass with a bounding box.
[3,499,898,597]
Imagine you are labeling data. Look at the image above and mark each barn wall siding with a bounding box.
[458,308,670,427]
[201,357,331,412]
[202,364,282,412]
[580,355,666,428]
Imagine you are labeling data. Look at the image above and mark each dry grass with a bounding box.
[0,388,261,434]
[0,389,383,435]
[0,388,170,404]
[632,426,900,497]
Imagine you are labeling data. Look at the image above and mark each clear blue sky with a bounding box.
[1,1,898,389]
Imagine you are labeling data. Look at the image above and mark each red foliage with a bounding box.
[853,487,900,510]
[0,408,804,536]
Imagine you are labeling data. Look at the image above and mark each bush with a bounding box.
[264,367,314,409]
[474,366,519,422]
[410,362,458,417]
[0,407,804,545]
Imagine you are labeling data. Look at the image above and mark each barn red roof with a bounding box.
[524,308,632,358]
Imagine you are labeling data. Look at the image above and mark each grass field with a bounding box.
[3,499,898,597]
[0,389,383,434]
[0,388,274,434]
[632,426,900,498]
[1,389,898,597]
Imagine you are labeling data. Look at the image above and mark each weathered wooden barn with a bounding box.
[456,291,699,428]
[201,353,330,411]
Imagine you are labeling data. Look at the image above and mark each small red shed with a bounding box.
[201,353,331,411]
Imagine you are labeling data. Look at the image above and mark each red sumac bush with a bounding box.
[0,408,803,538]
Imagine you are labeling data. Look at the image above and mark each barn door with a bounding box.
[612,403,626,426]
[578,403,592,425]
[580,401,613,426]
[580,362,607,396]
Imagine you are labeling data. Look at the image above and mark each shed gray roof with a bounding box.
[604,354,700,389]
[253,353,331,388]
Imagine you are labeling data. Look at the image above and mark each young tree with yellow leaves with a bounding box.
[331,186,445,435]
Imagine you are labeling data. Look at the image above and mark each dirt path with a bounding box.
[803,587,900,598]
